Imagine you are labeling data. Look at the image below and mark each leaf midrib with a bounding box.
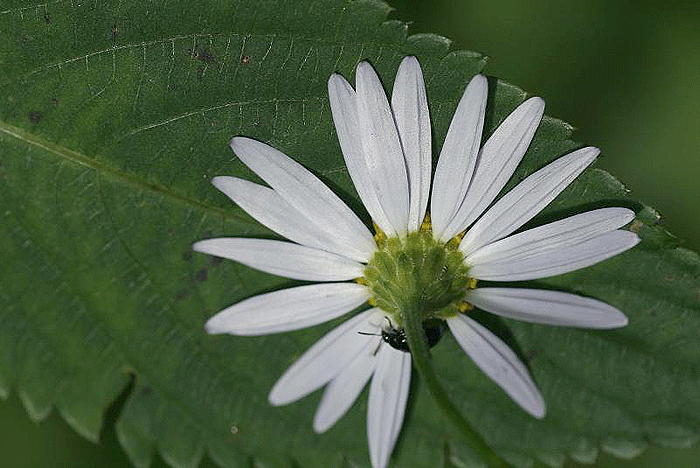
[0,120,248,224]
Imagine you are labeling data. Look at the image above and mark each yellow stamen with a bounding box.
[419,212,432,232]
[445,236,461,250]
[372,221,387,245]
[457,300,474,312]
[454,228,467,243]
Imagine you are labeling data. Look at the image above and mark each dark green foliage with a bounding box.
[1,1,698,467]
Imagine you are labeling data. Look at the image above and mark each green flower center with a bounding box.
[362,228,473,328]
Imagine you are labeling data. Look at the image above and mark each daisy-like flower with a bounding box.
[194,57,640,468]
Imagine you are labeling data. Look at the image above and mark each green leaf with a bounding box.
[1,0,699,467]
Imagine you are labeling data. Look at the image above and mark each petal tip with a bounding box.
[623,230,642,250]
[399,55,419,68]
[268,388,285,407]
[617,314,630,328]
[580,146,601,160]
[203,317,224,335]
[606,310,629,329]
[228,136,242,148]
[327,72,346,87]
[470,73,488,88]
[211,175,241,195]
[621,209,637,224]
[527,96,545,110]
[312,414,332,434]
[356,60,372,71]
[524,390,546,419]
[355,61,378,83]
[531,403,546,419]
[229,136,255,153]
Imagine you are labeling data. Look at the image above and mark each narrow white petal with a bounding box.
[230,137,376,262]
[442,97,546,240]
[356,62,410,236]
[193,238,365,281]
[466,288,629,328]
[431,75,488,240]
[212,176,332,252]
[466,207,637,280]
[313,342,379,433]
[269,309,383,406]
[204,283,370,336]
[367,345,411,468]
[460,146,599,256]
[328,74,393,234]
[466,207,635,266]
[447,315,545,418]
[392,56,432,231]
[469,230,640,281]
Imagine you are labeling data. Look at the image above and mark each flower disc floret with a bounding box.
[363,230,472,326]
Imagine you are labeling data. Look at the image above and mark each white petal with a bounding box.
[356,62,410,236]
[442,97,545,240]
[212,176,332,252]
[468,230,640,281]
[367,344,411,468]
[328,74,393,234]
[392,56,432,232]
[447,315,545,418]
[269,309,383,406]
[431,74,488,240]
[193,238,365,281]
[230,137,376,262]
[313,341,379,433]
[466,207,637,279]
[460,146,599,256]
[466,207,635,265]
[465,288,629,328]
[204,283,370,336]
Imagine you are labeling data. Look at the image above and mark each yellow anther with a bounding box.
[368,297,377,306]
[457,300,474,312]
[355,277,367,285]
[419,212,432,233]
[467,278,478,289]
[447,229,467,248]
[372,221,387,245]
[445,236,461,250]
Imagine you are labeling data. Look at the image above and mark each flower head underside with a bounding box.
[193,56,639,468]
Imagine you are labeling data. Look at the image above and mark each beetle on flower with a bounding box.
[194,56,639,468]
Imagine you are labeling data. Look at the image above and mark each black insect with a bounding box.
[361,318,445,353]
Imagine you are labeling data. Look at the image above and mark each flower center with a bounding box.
[362,226,472,328]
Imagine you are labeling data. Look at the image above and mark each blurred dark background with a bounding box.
[1,0,698,466]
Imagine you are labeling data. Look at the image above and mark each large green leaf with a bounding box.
[1,0,699,467]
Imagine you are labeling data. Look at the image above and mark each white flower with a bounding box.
[194,56,639,467]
